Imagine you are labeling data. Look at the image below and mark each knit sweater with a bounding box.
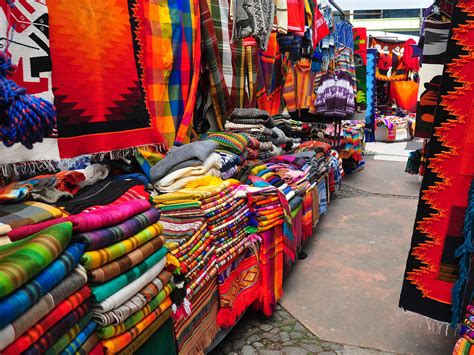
[315,71,355,118]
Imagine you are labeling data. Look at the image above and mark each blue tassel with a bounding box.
[0,53,56,149]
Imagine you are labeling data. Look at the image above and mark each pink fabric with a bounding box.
[8,199,151,241]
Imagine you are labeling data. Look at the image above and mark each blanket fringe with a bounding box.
[0,144,163,178]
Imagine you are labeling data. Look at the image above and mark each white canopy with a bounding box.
[335,0,432,10]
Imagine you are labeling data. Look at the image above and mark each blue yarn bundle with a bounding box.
[0,53,56,149]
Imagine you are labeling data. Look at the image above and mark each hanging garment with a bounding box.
[315,71,355,118]
[231,0,275,50]
[400,0,474,323]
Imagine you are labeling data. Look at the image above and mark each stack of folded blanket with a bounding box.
[0,223,90,354]
[204,132,248,179]
[226,108,284,159]
[0,201,66,245]
[453,305,474,354]
[79,200,176,354]
[247,185,286,233]
[151,141,222,193]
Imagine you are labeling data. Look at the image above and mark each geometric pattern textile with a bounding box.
[399,0,474,323]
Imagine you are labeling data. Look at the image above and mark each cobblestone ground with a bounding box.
[209,304,395,355]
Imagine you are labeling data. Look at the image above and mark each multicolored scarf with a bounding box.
[60,320,97,355]
[2,286,91,354]
[75,208,160,251]
[0,222,72,299]
[81,225,164,270]
[44,313,93,355]
[93,270,173,327]
[0,242,84,328]
[97,285,174,339]
[90,246,169,303]
[0,267,87,351]
[23,299,91,355]
[9,199,151,242]
[400,0,474,323]
[216,248,260,327]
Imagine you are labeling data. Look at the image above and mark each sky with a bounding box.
[336,0,432,10]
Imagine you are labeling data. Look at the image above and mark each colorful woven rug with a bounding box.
[173,275,219,354]
[216,247,260,327]
[353,27,367,111]
[48,0,165,158]
[400,0,474,323]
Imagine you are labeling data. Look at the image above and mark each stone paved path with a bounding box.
[209,304,396,355]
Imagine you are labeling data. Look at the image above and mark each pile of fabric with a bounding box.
[0,223,90,354]
[154,177,259,353]
[204,132,248,179]
[453,304,474,354]
[225,109,289,159]
[151,141,222,193]
[79,200,176,354]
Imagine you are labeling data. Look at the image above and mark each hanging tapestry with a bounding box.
[47,0,166,159]
[390,80,419,113]
[400,0,474,323]
[0,1,60,167]
[365,48,376,142]
[415,18,452,138]
[369,38,409,82]
[353,27,367,110]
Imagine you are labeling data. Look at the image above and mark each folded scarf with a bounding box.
[8,200,151,241]
[60,179,144,214]
[23,299,91,355]
[0,267,87,350]
[0,201,65,236]
[150,141,218,182]
[44,313,92,355]
[206,132,248,154]
[0,222,72,299]
[82,224,164,270]
[97,285,174,339]
[0,242,84,328]
[74,208,161,251]
[60,320,97,355]
[2,286,91,354]
[76,332,100,355]
[93,256,167,313]
[93,270,172,326]
[91,246,168,303]
[90,236,165,284]
[101,306,172,354]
